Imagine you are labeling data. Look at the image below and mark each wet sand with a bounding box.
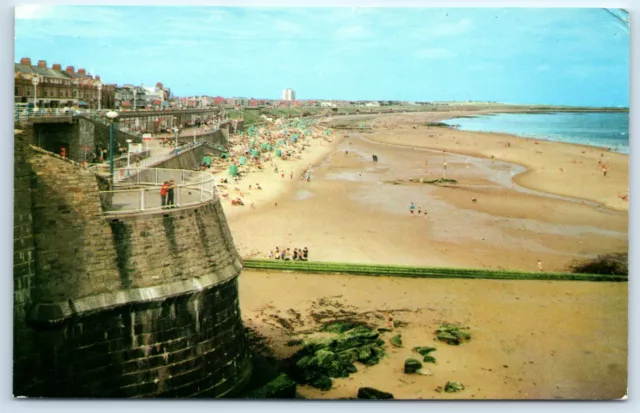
[229,110,628,400]
[239,270,628,400]
[224,112,627,272]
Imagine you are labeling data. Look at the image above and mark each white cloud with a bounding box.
[415,48,457,59]
[15,5,53,20]
[335,26,365,39]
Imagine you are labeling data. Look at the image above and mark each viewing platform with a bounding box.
[99,167,216,215]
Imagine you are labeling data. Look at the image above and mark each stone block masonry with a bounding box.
[14,128,252,398]
[18,278,252,398]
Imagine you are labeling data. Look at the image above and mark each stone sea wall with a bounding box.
[13,128,251,398]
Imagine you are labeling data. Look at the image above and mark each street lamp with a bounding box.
[106,110,119,182]
[31,76,39,111]
[172,126,179,152]
[97,82,102,111]
[126,139,132,168]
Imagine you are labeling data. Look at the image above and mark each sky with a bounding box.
[14,5,630,106]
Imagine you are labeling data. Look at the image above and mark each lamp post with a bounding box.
[126,139,132,168]
[173,126,179,152]
[31,76,39,111]
[97,82,102,111]
[106,111,119,182]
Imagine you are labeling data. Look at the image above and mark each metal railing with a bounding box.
[99,167,216,215]
[90,139,211,177]
[14,106,225,122]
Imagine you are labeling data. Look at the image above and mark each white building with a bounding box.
[282,88,296,101]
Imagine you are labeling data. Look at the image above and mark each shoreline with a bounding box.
[441,112,629,155]
[348,111,628,212]
[223,110,627,272]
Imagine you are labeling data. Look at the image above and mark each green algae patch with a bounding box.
[423,355,437,363]
[390,334,403,348]
[404,358,423,374]
[444,381,465,393]
[289,324,386,391]
[357,387,394,400]
[321,320,372,334]
[243,374,297,399]
[413,346,437,356]
[436,324,471,345]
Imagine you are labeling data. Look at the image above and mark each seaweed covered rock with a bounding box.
[322,321,370,334]
[404,358,423,374]
[290,324,386,390]
[435,324,471,345]
[413,346,436,356]
[357,387,395,400]
[444,381,465,393]
[390,334,403,348]
[422,355,437,363]
[311,376,333,391]
[243,374,297,399]
[413,346,437,362]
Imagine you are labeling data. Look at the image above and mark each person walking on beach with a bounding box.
[160,181,169,207]
[409,202,416,217]
[167,179,176,207]
[302,247,309,261]
[418,207,422,215]
[602,164,608,177]
[538,260,543,272]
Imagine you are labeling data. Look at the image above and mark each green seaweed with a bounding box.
[390,334,403,348]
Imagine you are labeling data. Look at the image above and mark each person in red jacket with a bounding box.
[160,181,169,207]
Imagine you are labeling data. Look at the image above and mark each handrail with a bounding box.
[99,167,217,215]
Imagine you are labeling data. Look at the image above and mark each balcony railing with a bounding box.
[99,167,216,215]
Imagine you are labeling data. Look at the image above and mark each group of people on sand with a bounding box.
[409,202,428,218]
[269,246,309,261]
[160,179,176,207]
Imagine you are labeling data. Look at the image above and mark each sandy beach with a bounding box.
[220,110,627,273]
[239,270,628,400]
[220,110,627,399]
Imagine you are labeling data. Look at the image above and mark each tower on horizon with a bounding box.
[282,88,296,101]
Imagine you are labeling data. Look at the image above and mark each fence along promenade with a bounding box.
[100,167,217,215]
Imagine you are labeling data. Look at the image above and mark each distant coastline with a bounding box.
[442,111,629,154]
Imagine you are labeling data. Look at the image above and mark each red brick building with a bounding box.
[14,58,115,109]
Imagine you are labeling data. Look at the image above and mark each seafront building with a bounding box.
[282,88,296,101]
[14,58,115,110]
[15,57,170,111]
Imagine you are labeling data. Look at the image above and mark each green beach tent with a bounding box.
[239,156,247,165]
[251,149,260,158]
[275,149,282,157]
[229,165,238,176]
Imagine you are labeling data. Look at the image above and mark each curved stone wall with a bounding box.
[14,136,251,398]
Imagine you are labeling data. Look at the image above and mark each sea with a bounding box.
[443,112,630,154]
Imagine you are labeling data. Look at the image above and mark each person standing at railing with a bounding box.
[167,179,176,207]
[160,181,169,207]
